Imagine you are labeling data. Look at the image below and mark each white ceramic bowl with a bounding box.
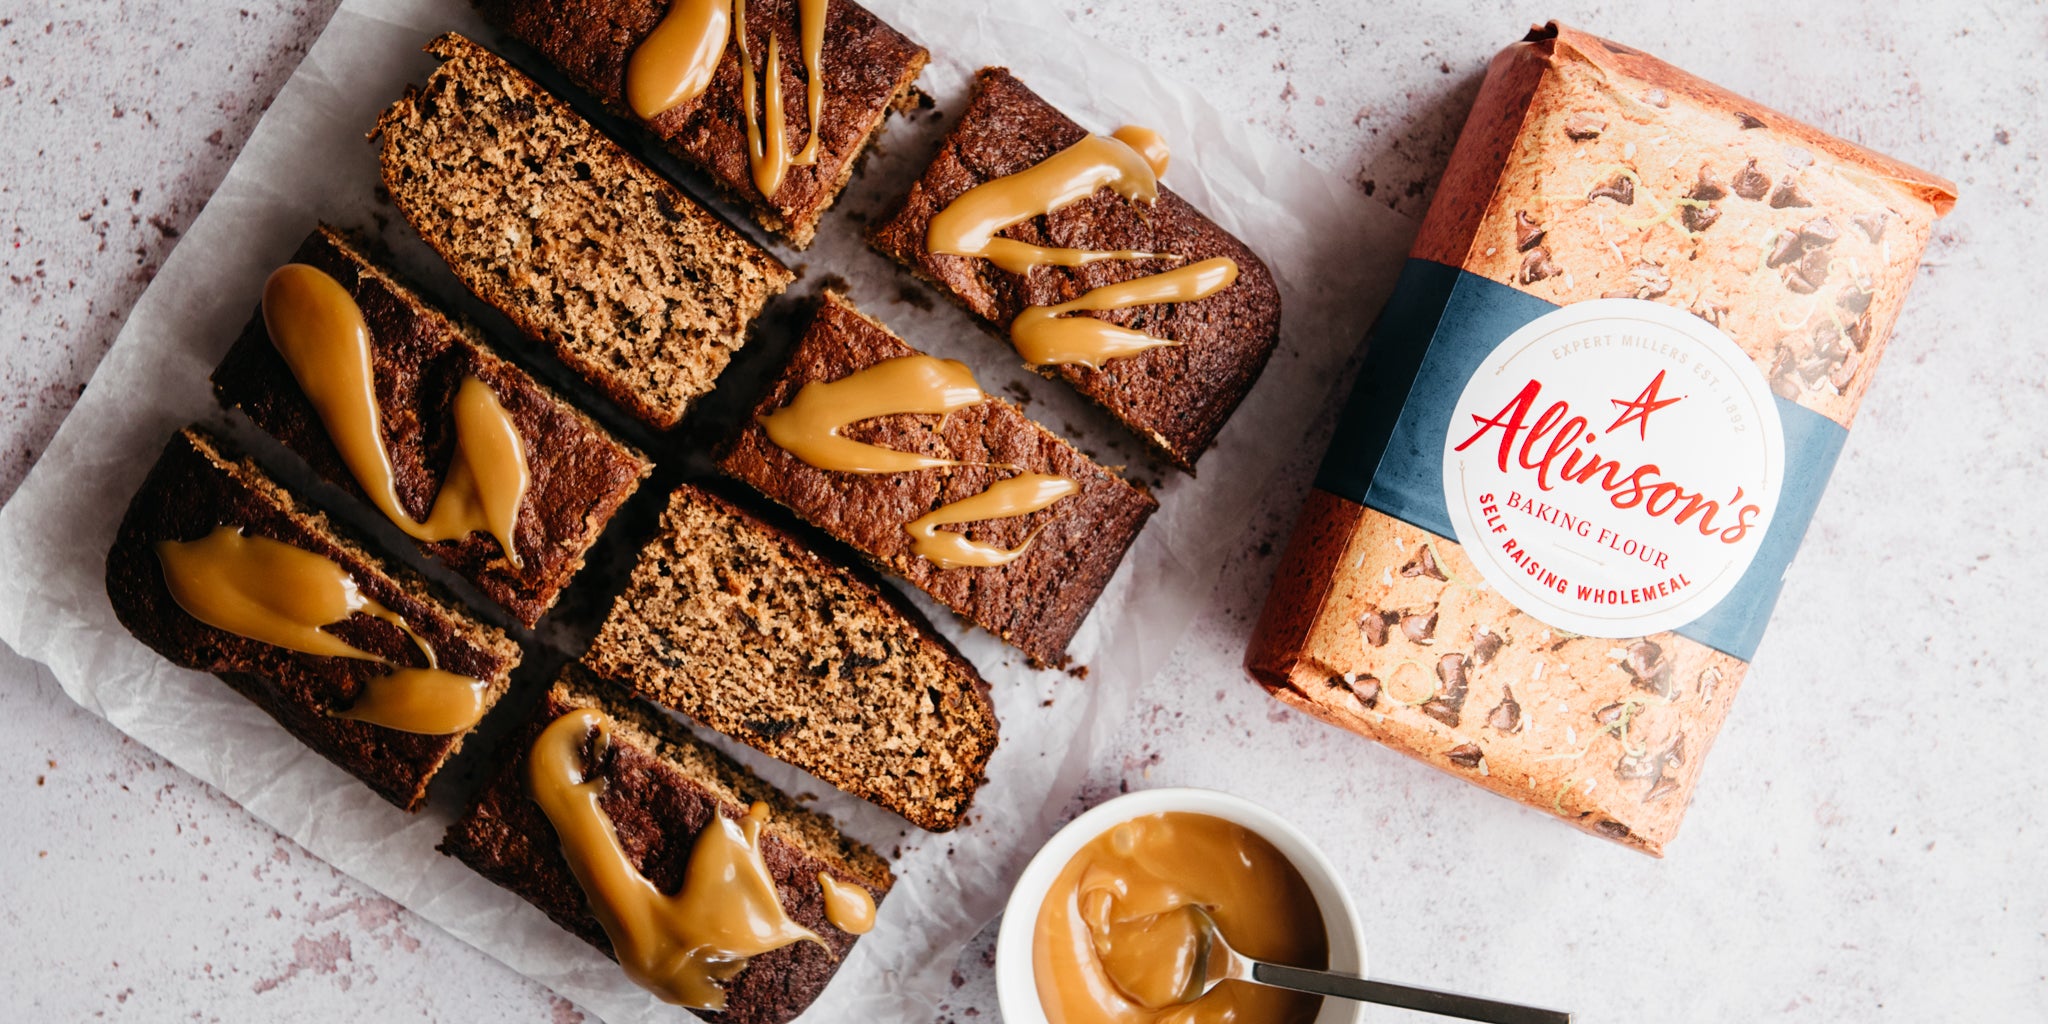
[995,787,1367,1024]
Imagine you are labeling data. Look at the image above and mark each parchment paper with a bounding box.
[0,0,1412,1020]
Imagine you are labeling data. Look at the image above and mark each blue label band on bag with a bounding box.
[1317,259,1846,662]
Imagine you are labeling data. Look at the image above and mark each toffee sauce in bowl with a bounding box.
[997,789,1366,1024]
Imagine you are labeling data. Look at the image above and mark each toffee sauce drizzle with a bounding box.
[925,126,1241,370]
[905,474,1080,570]
[155,527,489,735]
[817,872,877,935]
[626,0,829,198]
[261,263,529,567]
[757,355,1080,568]
[525,709,829,1009]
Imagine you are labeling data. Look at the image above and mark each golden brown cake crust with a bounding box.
[440,670,891,1024]
[868,68,1283,472]
[474,0,929,247]
[105,428,520,811]
[212,225,652,628]
[719,292,1157,666]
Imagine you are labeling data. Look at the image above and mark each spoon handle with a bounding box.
[1249,962,1571,1024]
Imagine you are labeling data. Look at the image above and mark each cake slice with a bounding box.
[475,0,928,247]
[718,292,1157,666]
[583,483,996,832]
[105,428,521,811]
[212,224,652,628]
[374,33,795,430]
[441,668,892,1024]
[868,67,1284,472]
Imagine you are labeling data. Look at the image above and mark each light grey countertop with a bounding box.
[2,1,2041,1021]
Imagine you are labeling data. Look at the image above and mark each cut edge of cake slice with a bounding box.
[373,32,795,430]
[583,482,997,832]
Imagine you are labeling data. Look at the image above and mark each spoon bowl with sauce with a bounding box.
[998,788,1368,1024]
[1000,789,1570,1024]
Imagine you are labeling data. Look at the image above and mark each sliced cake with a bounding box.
[719,291,1158,666]
[374,33,795,430]
[869,67,1284,472]
[475,0,928,247]
[105,427,521,811]
[583,483,997,832]
[212,224,652,627]
[441,668,891,1023]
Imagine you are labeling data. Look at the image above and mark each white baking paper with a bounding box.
[0,0,1412,1020]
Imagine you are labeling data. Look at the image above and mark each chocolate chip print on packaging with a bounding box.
[1248,22,1956,856]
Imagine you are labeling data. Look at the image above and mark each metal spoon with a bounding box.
[1177,905,1571,1024]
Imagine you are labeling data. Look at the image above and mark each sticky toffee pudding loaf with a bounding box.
[474,0,928,247]
[212,224,652,628]
[374,33,795,430]
[583,483,997,832]
[440,669,891,1022]
[719,292,1157,666]
[869,67,1282,472]
[106,428,520,811]
[1247,24,1956,854]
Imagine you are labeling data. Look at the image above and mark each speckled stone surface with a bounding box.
[2,1,2042,1021]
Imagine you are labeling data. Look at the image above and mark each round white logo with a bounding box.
[1441,299,1785,638]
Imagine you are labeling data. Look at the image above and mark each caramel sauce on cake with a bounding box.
[734,0,828,196]
[924,126,1240,370]
[905,473,1080,569]
[757,352,1079,568]
[628,0,830,197]
[626,0,731,119]
[927,130,1171,273]
[869,69,1283,470]
[759,354,987,473]
[722,291,1158,663]
[526,708,827,1009]
[155,526,488,734]
[1011,257,1239,369]
[262,263,529,566]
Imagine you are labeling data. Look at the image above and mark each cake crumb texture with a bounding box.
[585,483,997,832]
[374,33,793,429]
